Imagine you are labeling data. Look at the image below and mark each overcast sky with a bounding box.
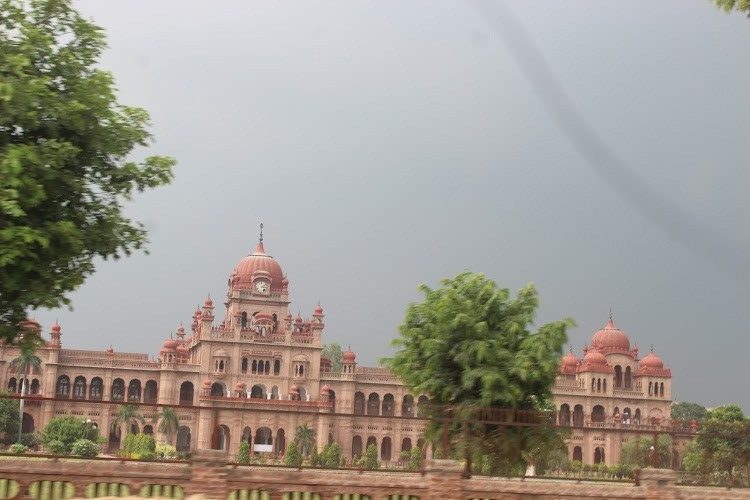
[34,1,750,411]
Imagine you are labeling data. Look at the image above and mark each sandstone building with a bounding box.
[2,240,677,465]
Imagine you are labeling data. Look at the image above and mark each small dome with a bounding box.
[194,308,201,318]
[321,384,330,394]
[289,385,299,394]
[561,350,580,368]
[106,346,114,354]
[314,304,323,315]
[163,339,178,350]
[255,311,274,322]
[591,319,631,351]
[51,322,61,334]
[203,379,212,389]
[640,351,664,369]
[286,311,293,320]
[235,382,245,391]
[583,348,607,366]
[294,314,303,324]
[343,349,356,363]
[231,242,285,291]
[176,326,185,335]
[204,296,213,307]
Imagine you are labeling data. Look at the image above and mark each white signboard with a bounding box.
[254,444,273,453]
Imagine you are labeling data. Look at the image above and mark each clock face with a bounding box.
[255,281,268,293]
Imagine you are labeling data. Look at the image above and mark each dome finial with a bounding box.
[259,222,264,243]
[650,344,654,353]
[609,306,613,321]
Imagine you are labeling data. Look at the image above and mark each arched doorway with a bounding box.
[401,437,412,453]
[592,405,605,423]
[144,380,158,404]
[176,426,191,452]
[328,389,336,412]
[254,427,272,454]
[366,436,377,450]
[402,395,414,417]
[354,392,365,415]
[367,393,380,416]
[352,436,363,459]
[594,446,605,464]
[573,446,582,462]
[21,413,34,434]
[242,427,252,444]
[558,404,571,426]
[381,437,392,461]
[572,405,584,426]
[250,384,266,399]
[210,382,225,397]
[212,425,230,451]
[274,429,285,457]
[382,394,395,416]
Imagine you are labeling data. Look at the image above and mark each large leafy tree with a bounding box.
[322,343,344,373]
[0,0,175,342]
[682,404,750,486]
[671,401,709,422]
[385,272,573,474]
[619,434,672,469]
[713,0,750,18]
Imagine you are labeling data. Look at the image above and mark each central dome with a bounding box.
[591,319,630,351]
[229,242,286,291]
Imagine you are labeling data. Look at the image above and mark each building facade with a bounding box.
[1,241,679,465]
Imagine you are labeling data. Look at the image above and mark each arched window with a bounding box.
[597,378,602,392]
[111,378,125,401]
[143,425,153,435]
[367,393,380,416]
[128,380,141,402]
[354,392,365,415]
[30,379,40,395]
[614,365,622,388]
[634,408,641,424]
[56,375,70,398]
[624,366,632,388]
[275,428,286,457]
[73,376,86,400]
[265,360,270,375]
[402,395,414,417]
[572,405,584,427]
[367,436,377,449]
[592,405,605,423]
[210,383,225,397]
[144,380,158,404]
[573,446,582,462]
[591,379,596,392]
[179,381,194,405]
[352,436,363,459]
[212,425,230,451]
[594,446,605,464]
[241,358,248,374]
[558,404,571,426]
[381,437,392,461]
[401,438,412,453]
[382,394,395,416]
[271,385,279,400]
[90,378,103,400]
[250,385,265,399]
[417,395,430,417]
[648,382,653,396]
[274,359,281,375]
[241,312,248,329]
[7,378,16,393]
[252,360,258,374]
[603,379,607,393]
[660,382,665,397]
[623,407,631,424]
[176,426,191,451]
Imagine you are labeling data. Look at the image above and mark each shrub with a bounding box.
[71,439,98,457]
[320,443,342,468]
[284,442,303,466]
[122,433,156,459]
[358,444,379,470]
[19,433,37,449]
[309,446,320,466]
[46,439,67,455]
[571,460,582,475]
[236,442,250,464]
[40,417,98,454]
[156,443,177,459]
[408,446,423,471]
[8,443,28,454]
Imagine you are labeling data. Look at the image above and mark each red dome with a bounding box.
[640,351,664,369]
[255,311,274,322]
[561,350,580,368]
[51,322,61,334]
[591,319,630,351]
[583,348,607,366]
[289,385,299,394]
[314,304,323,315]
[203,379,212,388]
[204,296,213,307]
[343,349,356,363]
[230,242,285,291]
[162,339,178,350]
[235,382,245,391]
[321,384,330,394]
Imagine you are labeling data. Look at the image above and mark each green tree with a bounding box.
[359,443,380,470]
[40,416,97,454]
[284,442,303,466]
[408,446,423,471]
[619,435,672,469]
[154,406,179,445]
[309,446,320,466]
[322,343,344,373]
[683,404,750,485]
[237,441,250,464]
[713,0,750,18]
[385,272,573,474]
[294,423,316,457]
[8,342,42,443]
[0,0,175,342]
[671,401,709,422]
[111,405,145,439]
[320,442,342,468]
[0,392,20,445]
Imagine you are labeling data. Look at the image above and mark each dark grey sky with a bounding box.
[36,1,749,411]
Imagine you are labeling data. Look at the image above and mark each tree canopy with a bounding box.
[713,0,750,18]
[671,401,709,422]
[0,0,175,342]
[385,272,573,474]
[322,343,343,373]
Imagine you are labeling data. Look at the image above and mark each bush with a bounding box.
[358,444,379,470]
[70,439,98,457]
[46,439,67,455]
[408,446,423,471]
[571,460,582,475]
[156,443,177,459]
[320,443,342,468]
[8,443,28,454]
[40,417,98,454]
[121,433,156,459]
[309,446,320,466]
[19,433,37,449]
[284,442,303,466]
[237,441,250,464]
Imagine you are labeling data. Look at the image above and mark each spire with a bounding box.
[609,306,613,321]
[259,222,264,242]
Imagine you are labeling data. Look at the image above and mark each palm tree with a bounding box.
[294,423,316,457]
[154,406,179,445]
[9,346,42,443]
[111,405,145,438]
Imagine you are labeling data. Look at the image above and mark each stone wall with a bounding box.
[0,452,746,500]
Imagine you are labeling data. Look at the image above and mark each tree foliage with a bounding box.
[385,272,573,474]
[320,442,343,468]
[155,406,179,445]
[237,441,250,464]
[294,423,315,457]
[619,435,672,469]
[0,0,175,342]
[682,404,750,485]
[713,0,750,18]
[322,342,344,373]
[40,416,97,454]
[284,442,303,466]
[671,401,709,422]
[111,405,144,437]
[358,443,379,469]
[0,392,20,444]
